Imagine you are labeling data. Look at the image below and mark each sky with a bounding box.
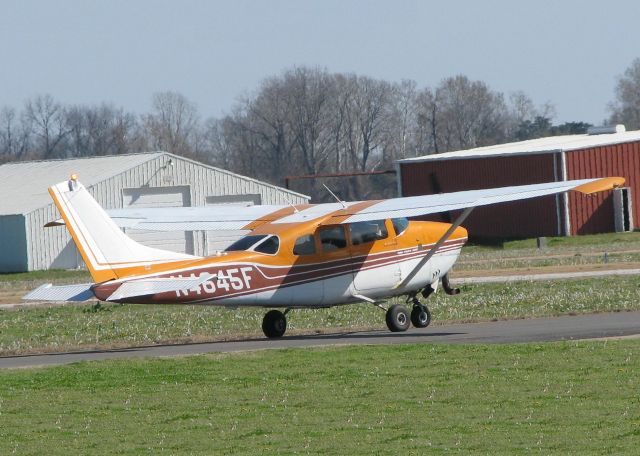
[1,0,640,125]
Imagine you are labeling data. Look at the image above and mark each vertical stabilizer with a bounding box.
[49,177,199,283]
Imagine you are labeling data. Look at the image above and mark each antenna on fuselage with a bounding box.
[282,194,300,213]
[323,184,347,209]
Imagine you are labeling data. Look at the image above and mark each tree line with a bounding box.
[2,60,640,200]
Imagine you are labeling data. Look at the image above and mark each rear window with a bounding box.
[255,236,280,254]
[225,235,268,252]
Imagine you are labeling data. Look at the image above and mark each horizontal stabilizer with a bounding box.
[107,273,215,301]
[23,283,95,302]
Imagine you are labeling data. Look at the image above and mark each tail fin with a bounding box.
[49,177,199,283]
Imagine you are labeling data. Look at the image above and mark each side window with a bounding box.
[320,226,347,252]
[293,234,316,255]
[254,236,279,254]
[350,220,388,245]
[392,217,409,236]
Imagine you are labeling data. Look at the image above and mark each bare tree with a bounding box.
[0,107,31,160]
[65,104,143,157]
[283,67,335,197]
[609,58,640,129]
[24,94,70,159]
[385,79,419,160]
[414,87,439,154]
[143,91,199,156]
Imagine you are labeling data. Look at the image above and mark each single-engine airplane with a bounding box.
[25,175,624,338]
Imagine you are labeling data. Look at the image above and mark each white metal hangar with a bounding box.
[0,152,309,272]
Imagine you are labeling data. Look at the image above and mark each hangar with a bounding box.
[0,152,309,272]
[396,126,640,239]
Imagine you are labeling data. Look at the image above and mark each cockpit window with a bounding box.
[320,226,347,252]
[350,220,388,245]
[293,234,316,255]
[225,234,279,254]
[392,217,409,236]
[254,236,280,254]
[225,235,268,252]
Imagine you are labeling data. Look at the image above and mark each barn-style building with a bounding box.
[396,126,640,239]
[0,152,308,272]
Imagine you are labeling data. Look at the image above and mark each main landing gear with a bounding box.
[385,297,432,332]
[262,309,289,338]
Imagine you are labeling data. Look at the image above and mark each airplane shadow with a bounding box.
[283,330,466,341]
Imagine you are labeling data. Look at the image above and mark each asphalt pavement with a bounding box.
[2,310,639,369]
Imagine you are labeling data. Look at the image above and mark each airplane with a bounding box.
[25,175,624,338]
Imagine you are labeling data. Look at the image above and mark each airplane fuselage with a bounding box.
[92,219,468,308]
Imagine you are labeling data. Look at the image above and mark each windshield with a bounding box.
[225,235,268,252]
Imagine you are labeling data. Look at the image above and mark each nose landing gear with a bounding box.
[384,297,432,332]
[410,298,432,328]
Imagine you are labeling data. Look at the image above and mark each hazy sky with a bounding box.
[2,0,639,124]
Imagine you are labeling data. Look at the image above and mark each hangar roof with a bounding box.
[0,152,307,216]
[397,129,640,164]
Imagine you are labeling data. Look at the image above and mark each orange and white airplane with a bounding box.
[25,175,623,338]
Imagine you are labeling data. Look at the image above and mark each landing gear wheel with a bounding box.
[262,310,287,338]
[385,304,410,332]
[411,304,431,328]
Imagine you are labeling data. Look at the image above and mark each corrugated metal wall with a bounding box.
[400,154,559,238]
[566,141,640,235]
[24,154,309,271]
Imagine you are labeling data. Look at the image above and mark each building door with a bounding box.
[122,186,194,254]
[613,187,634,232]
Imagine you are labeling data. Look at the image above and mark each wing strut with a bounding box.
[394,206,475,289]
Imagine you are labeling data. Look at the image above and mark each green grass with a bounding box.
[0,341,638,454]
[505,231,640,250]
[462,231,640,254]
[453,250,640,271]
[2,275,640,355]
[0,269,90,283]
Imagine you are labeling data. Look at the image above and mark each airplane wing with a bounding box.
[105,205,294,231]
[322,177,625,224]
[45,177,624,230]
[44,204,305,231]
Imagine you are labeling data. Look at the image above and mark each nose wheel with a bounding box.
[410,301,431,328]
[384,298,432,332]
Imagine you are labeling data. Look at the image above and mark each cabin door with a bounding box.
[350,220,401,293]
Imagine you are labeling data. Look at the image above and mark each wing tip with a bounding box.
[573,177,625,195]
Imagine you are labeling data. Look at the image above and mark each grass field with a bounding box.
[1,275,639,355]
[0,341,638,454]
[464,231,640,252]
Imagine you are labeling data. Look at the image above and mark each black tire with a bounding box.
[385,304,410,332]
[411,305,431,328]
[262,310,287,338]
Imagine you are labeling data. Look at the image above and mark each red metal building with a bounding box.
[396,126,640,238]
